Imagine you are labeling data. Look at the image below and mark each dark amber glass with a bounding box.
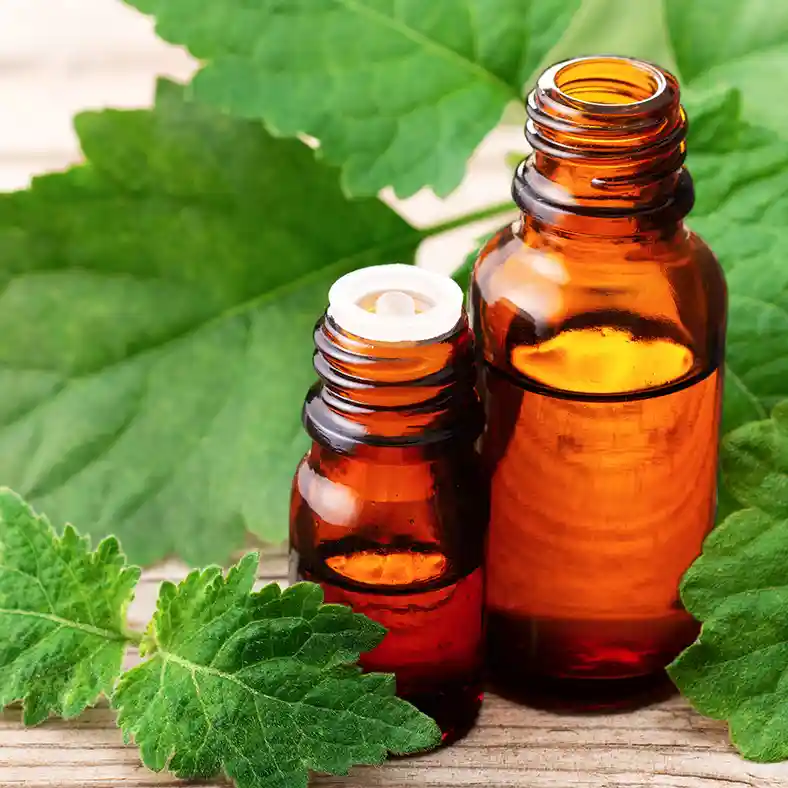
[289,308,488,743]
[470,56,727,697]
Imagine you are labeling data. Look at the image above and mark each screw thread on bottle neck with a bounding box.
[304,316,482,454]
[513,56,693,235]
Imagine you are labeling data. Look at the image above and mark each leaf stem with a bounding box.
[420,201,516,238]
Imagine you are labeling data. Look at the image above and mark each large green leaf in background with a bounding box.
[684,91,788,436]
[127,0,788,200]
[126,0,581,198]
[664,0,788,136]
[557,0,788,138]
[0,80,422,565]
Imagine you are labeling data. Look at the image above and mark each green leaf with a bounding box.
[668,407,788,761]
[680,91,788,436]
[556,1,788,138]
[664,0,788,136]
[669,402,788,761]
[721,401,788,519]
[669,550,788,762]
[541,0,677,73]
[0,488,139,724]
[0,80,423,565]
[113,556,441,788]
[126,0,581,198]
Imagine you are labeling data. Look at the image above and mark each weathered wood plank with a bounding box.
[1,694,786,788]
[2,560,788,788]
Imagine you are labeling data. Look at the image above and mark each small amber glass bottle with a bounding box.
[470,57,726,697]
[290,264,488,743]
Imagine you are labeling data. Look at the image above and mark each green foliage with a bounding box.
[669,401,788,761]
[664,0,788,135]
[127,0,581,198]
[2,0,788,572]
[115,559,439,788]
[5,0,788,768]
[0,80,423,565]
[548,0,788,139]
[0,488,138,724]
[0,490,440,786]
[684,94,788,436]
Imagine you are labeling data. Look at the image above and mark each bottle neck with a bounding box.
[303,315,483,455]
[513,56,693,237]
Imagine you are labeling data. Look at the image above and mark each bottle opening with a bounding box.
[327,263,463,342]
[540,56,670,114]
[518,55,689,229]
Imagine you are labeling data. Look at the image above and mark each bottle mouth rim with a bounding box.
[539,55,673,116]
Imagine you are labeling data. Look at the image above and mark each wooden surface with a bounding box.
[2,553,788,788]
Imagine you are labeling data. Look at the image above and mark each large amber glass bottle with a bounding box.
[470,57,726,693]
[290,264,488,743]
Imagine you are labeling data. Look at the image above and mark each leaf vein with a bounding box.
[0,607,128,642]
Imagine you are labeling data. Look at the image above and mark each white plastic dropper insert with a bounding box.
[327,263,464,343]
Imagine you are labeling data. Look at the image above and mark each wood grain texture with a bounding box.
[2,557,788,788]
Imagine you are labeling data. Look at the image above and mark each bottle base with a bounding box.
[485,609,695,712]
[486,665,675,713]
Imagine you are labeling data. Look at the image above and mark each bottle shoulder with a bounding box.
[469,219,727,377]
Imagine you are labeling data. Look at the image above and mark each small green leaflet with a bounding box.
[0,79,423,565]
[669,400,788,761]
[125,0,581,198]
[114,558,440,788]
[0,488,138,724]
[0,489,441,786]
[720,400,788,520]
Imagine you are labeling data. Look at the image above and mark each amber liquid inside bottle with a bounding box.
[471,56,727,700]
[290,297,488,743]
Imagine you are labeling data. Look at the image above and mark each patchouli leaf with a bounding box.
[721,400,788,519]
[683,91,788,437]
[0,80,423,564]
[669,401,788,761]
[113,556,440,788]
[126,0,581,197]
[664,0,788,137]
[0,488,139,724]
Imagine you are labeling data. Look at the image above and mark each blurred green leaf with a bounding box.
[126,0,581,198]
[543,0,677,71]
[561,0,788,138]
[684,92,788,437]
[721,400,788,520]
[664,0,788,136]
[0,80,422,565]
